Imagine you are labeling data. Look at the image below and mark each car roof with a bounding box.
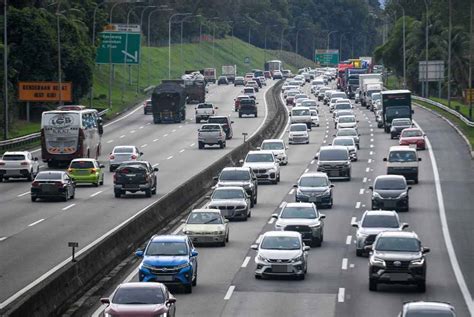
[337,128,357,132]
[377,231,418,239]
[363,210,398,217]
[71,158,96,162]
[262,139,284,143]
[262,230,301,238]
[333,136,355,142]
[284,202,315,208]
[290,123,308,127]
[375,174,406,181]
[403,301,455,312]
[221,166,251,172]
[150,234,188,243]
[118,282,164,290]
[299,172,328,179]
[320,145,348,151]
[402,128,422,132]
[389,145,416,152]
[113,145,135,149]
[190,208,222,214]
[213,186,245,192]
[292,106,310,110]
[248,150,274,155]
[3,151,29,155]
[338,115,356,119]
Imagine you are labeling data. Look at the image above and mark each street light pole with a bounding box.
[55,2,63,106]
[396,1,407,89]
[168,13,191,79]
[3,0,8,139]
[136,5,157,95]
[108,1,123,109]
[469,0,473,119]
[147,7,171,86]
[327,31,338,50]
[423,0,430,97]
[447,0,452,108]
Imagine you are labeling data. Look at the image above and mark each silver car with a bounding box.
[288,123,310,145]
[109,146,143,172]
[335,128,360,149]
[352,210,408,256]
[206,186,251,220]
[332,136,358,161]
[251,231,310,280]
[273,202,325,247]
[0,151,39,181]
[198,124,226,149]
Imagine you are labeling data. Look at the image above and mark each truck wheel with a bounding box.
[145,189,152,198]
[114,190,121,198]
[239,113,242,118]
[369,280,378,291]
[195,118,200,124]
[198,142,204,149]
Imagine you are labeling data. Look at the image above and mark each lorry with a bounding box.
[221,65,237,83]
[264,60,282,76]
[203,68,217,83]
[151,81,186,124]
[381,90,412,133]
[359,74,383,108]
[181,72,206,103]
[345,68,368,99]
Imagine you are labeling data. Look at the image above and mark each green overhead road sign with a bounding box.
[96,32,141,65]
[315,49,339,66]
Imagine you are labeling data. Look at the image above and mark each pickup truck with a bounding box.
[239,98,258,118]
[113,161,158,198]
[195,103,217,123]
[198,124,227,149]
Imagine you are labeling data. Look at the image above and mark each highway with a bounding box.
[84,83,473,317]
[0,82,275,304]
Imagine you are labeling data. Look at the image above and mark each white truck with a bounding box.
[359,74,383,108]
[221,65,237,83]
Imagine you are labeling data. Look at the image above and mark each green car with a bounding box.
[68,158,105,187]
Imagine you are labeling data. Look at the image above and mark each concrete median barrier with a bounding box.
[0,80,287,317]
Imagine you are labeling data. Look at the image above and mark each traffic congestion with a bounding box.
[0,63,467,317]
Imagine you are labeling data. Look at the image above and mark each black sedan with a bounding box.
[217,76,229,85]
[31,171,75,202]
[369,175,410,212]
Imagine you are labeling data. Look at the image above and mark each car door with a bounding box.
[64,174,73,196]
[188,238,197,272]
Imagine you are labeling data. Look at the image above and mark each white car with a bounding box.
[109,146,143,172]
[288,123,310,144]
[242,150,280,184]
[332,136,358,161]
[334,109,355,128]
[259,139,288,165]
[290,107,312,129]
[0,151,39,181]
[310,109,320,127]
[251,231,310,280]
[301,99,318,111]
[337,115,358,130]
[242,87,256,99]
[329,97,343,112]
[182,209,230,246]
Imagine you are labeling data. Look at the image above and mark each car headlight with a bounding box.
[398,191,408,199]
[268,168,276,173]
[274,223,284,230]
[183,230,193,235]
[309,221,321,228]
[290,254,304,263]
[410,258,425,266]
[344,161,351,166]
[356,232,369,239]
[257,254,270,263]
[322,188,331,196]
[373,192,383,199]
[176,262,190,270]
[213,231,225,235]
[370,257,386,267]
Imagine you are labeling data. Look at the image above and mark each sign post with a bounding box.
[315,49,339,66]
[419,60,444,98]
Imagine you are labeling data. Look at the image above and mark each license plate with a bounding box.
[42,185,56,193]
[156,275,174,282]
[384,201,397,208]
[272,265,290,273]
[328,171,338,177]
[387,273,407,282]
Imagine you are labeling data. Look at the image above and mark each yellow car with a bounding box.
[68,158,104,187]
[182,209,229,246]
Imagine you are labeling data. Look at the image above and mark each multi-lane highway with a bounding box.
[0,82,275,305]
[83,81,473,317]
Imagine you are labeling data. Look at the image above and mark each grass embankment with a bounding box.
[7,36,316,139]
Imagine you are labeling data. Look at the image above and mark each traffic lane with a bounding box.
[337,106,470,317]
[0,83,272,302]
[413,105,474,297]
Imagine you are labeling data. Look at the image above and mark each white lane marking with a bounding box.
[172,129,176,133]
[241,256,251,268]
[346,236,352,245]
[370,138,374,142]
[363,177,367,183]
[368,159,372,164]
[370,128,374,132]
[130,130,136,134]
[90,191,103,198]
[17,191,30,197]
[370,144,374,148]
[139,126,144,129]
[224,285,235,300]
[355,202,361,209]
[310,160,315,165]
[338,288,345,303]
[163,133,169,137]
[369,151,373,155]
[370,133,374,137]
[61,204,76,211]
[351,217,356,224]
[146,123,151,125]
[190,143,195,147]
[349,263,355,268]
[424,134,474,314]
[141,144,148,148]
[365,167,370,173]
[166,156,173,160]
[179,149,185,153]
[359,188,365,195]
[28,219,45,227]
[179,125,183,128]
[255,234,264,244]
[106,140,113,144]
[369,124,373,127]
[152,163,160,167]
[341,258,348,270]
[268,217,275,224]
[153,138,159,142]
[304,168,309,173]
[289,188,295,195]
[279,201,286,208]
[119,135,125,139]
[103,100,146,128]
[172,224,184,235]
[0,236,7,242]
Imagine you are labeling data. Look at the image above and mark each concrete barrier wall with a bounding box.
[1,80,287,316]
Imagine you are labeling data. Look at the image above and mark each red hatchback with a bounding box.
[101,282,176,317]
[399,128,426,150]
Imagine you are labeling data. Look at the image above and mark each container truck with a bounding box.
[151,81,187,123]
[359,74,383,108]
[381,90,412,133]
[221,65,237,83]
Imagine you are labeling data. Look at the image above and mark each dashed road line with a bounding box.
[130,130,136,134]
[279,201,286,208]
[369,151,373,155]
[338,288,345,303]
[268,217,275,224]
[241,257,251,268]
[17,192,30,197]
[255,234,264,244]
[167,156,173,160]
[342,258,348,270]
[346,236,352,245]
[172,224,184,235]
[224,285,235,300]
[152,163,160,167]
[304,168,309,173]
[61,204,76,211]
[368,159,372,164]
[90,191,103,197]
[370,138,374,142]
[355,201,361,209]
[141,144,148,148]
[351,216,356,224]
[153,138,159,142]
[190,143,195,147]
[363,177,367,183]
[164,134,169,137]
[172,129,176,133]
[349,263,355,268]
[179,149,185,153]
[106,140,113,144]
[119,135,125,138]
[359,188,365,195]
[289,188,295,195]
[139,126,144,129]
[0,237,7,242]
[370,144,374,148]
[28,219,45,227]
[310,160,315,164]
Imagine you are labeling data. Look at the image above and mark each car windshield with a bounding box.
[375,237,420,252]
[336,111,353,117]
[393,119,411,126]
[187,212,223,224]
[375,178,406,190]
[292,109,310,116]
[335,103,351,110]
[319,149,348,161]
[333,139,354,146]
[299,176,328,187]
[146,241,188,256]
[402,130,423,137]
[302,101,316,107]
[114,147,134,154]
[212,189,245,200]
[198,104,213,108]
[372,94,381,101]
[337,129,357,137]
[112,287,165,305]
[219,170,250,181]
[70,161,94,169]
[405,310,455,317]
[244,88,254,93]
[246,153,274,163]
[332,93,346,99]
[280,206,317,219]
[208,118,227,124]
[290,125,307,132]
[362,215,399,228]
[36,172,62,180]
[338,116,356,123]
[260,236,301,250]
[262,142,284,150]
[201,125,221,131]
[388,151,417,162]
[2,154,26,160]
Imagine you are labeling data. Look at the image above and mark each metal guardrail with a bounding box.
[0,109,109,151]
[413,96,474,127]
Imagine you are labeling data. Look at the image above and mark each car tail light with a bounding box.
[55,181,64,187]
[131,155,137,160]
[113,173,117,182]
[0,162,5,166]
[109,154,115,160]
[90,168,97,174]
[21,161,28,166]
[31,181,40,187]
[67,168,73,173]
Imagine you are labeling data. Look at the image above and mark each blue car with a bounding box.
[136,235,198,293]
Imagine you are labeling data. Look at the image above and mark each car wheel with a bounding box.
[356,249,363,257]
[198,142,204,149]
[152,186,157,195]
[114,190,121,198]
[277,174,280,182]
[100,176,104,186]
[272,179,278,184]
[414,178,419,184]
[31,196,37,202]
[109,166,114,172]
[219,142,224,149]
[369,279,378,291]
[70,190,75,199]
[94,182,99,187]
[255,274,262,279]
[239,113,242,118]
[248,209,251,218]
[62,194,68,202]
[297,274,306,280]
[184,284,193,294]
[226,232,229,242]
[221,240,226,247]
[195,118,200,124]
[27,170,33,181]
[192,270,197,286]
[417,281,426,293]
[312,237,322,247]
[145,189,152,198]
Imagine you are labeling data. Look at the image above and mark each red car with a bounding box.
[264,71,272,79]
[101,282,176,317]
[399,128,426,150]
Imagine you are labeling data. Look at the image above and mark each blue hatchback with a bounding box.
[136,235,198,293]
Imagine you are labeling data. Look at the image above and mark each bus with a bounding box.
[264,60,282,76]
[41,107,104,167]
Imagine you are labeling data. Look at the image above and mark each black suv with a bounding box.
[366,231,429,292]
[239,99,258,118]
[370,175,410,212]
[114,161,158,198]
[315,146,351,180]
[215,167,258,207]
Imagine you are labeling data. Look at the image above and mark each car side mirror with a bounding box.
[100,298,110,305]
[224,219,229,223]
[139,152,144,156]
[198,129,201,132]
[153,167,159,172]
[402,223,409,229]
[205,195,211,199]
[257,147,261,150]
[166,298,177,306]
[368,186,374,190]
[383,158,387,161]
[330,184,335,188]
[293,184,298,188]
[231,121,234,124]
[181,219,186,223]
[408,186,412,190]
[422,247,430,254]
[411,110,414,114]
[100,164,105,168]
[271,213,278,218]
[418,158,422,161]
[364,245,373,252]
[251,244,258,250]
[215,106,219,109]
[135,249,144,257]
[191,250,199,257]
[213,176,218,181]
[98,123,104,135]
[351,222,359,228]
[314,153,319,159]
[239,159,244,165]
[34,157,39,161]
[303,245,310,251]
[319,214,326,219]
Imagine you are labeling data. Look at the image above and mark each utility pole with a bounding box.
[56,2,63,106]
[423,0,430,97]
[3,0,8,139]
[447,0,452,108]
[168,13,191,79]
[469,1,473,119]
[396,1,407,89]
